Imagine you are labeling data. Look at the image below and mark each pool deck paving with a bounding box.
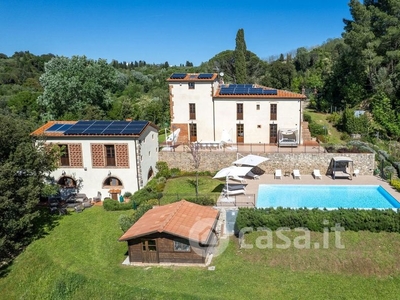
[218,174,400,207]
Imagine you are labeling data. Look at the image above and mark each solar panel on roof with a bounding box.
[64,121,95,135]
[83,122,111,134]
[58,124,73,132]
[220,88,233,95]
[121,121,148,134]
[46,124,64,132]
[102,121,130,134]
[198,73,213,79]
[263,89,278,95]
[249,88,263,94]
[62,120,149,135]
[170,73,186,79]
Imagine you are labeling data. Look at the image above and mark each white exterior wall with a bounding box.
[138,127,159,187]
[45,128,158,200]
[170,80,218,142]
[169,76,303,144]
[213,98,302,143]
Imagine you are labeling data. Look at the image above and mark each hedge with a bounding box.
[235,207,400,234]
[103,199,132,211]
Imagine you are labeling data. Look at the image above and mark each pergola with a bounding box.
[329,156,354,180]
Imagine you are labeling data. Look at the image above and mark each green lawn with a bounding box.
[160,176,223,204]
[305,109,345,145]
[1,204,400,299]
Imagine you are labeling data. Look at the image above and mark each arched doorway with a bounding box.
[57,176,77,200]
[103,176,124,200]
[58,176,77,188]
[147,167,154,180]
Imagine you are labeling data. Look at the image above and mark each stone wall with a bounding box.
[158,152,375,176]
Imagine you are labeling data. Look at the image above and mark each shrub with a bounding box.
[303,113,312,123]
[235,207,400,234]
[340,132,351,141]
[309,122,325,136]
[103,199,132,211]
[146,199,160,206]
[326,112,341,125]
[118,214,134,232]
[156,161,170,178]
[123,191,132,198]
[170,168,181,177]
[146,177,166,193]
[131,187,158,207]
[130,203,153,225]
[186,195,216,206]
[390,179,400,192]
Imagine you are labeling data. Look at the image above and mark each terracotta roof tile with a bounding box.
[30,121,76,137]
[119,200,219,243]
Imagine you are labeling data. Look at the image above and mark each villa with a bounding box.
[167,73,307,146]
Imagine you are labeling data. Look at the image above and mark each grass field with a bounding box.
[1,202,400,299]
[305,109,345,145]
[160,176,223,204]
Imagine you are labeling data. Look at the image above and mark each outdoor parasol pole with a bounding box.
[225,173,230,198]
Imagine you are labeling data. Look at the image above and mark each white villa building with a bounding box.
[31,120,159,201]
[167,73,307,147]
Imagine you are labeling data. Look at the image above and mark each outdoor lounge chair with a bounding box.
[353,169,360,177]
[223,189,246,196]
[228,175,247,183]
[293,169,301,179]
[313,169,322,179]
[223,184,246,191]
[246,170,260,180]
[274,169,282,179]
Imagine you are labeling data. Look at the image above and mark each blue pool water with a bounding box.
[256,185,400,209]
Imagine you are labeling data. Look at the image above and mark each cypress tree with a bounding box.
[234,28,247,84]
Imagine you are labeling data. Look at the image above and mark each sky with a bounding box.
[0,0,353,66]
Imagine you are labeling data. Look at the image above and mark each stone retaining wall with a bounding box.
[158,152,375,176]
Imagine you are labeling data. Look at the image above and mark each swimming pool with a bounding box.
[256,185,400,209]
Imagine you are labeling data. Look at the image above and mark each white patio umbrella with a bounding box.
[213,165,253,179]
[232,154,269,167]
[213,166,253,196]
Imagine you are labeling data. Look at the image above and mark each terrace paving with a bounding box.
[217,174,400,207]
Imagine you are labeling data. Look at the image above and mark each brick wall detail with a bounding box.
[116,144,129,167]
[69,144,83,167]
[91,144,105,167]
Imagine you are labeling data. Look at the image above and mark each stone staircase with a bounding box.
[301,121,313,144]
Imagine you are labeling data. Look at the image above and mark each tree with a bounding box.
[371,92,400,138]
[234,28,247,83]
[188,142,201,197]
[0,113,59,265]
[262,57,296,90]
[37,56,122,121]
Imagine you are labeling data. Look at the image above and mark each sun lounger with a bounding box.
[228,175,247,183]
[274,169,282,179]
[246,170,260,180]
[223,184,246,191]
[313,169,322,179]
[293,169,301,179]
[223,189,246,196]
[353,169,359,177]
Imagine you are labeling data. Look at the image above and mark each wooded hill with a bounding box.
[0,0,399,141]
